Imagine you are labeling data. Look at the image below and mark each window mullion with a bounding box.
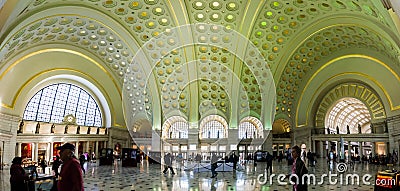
[63,84,72,119]
[49,84,60,122]
[74,87,82,125]
[83,94,90,126]
[35,90,44,121]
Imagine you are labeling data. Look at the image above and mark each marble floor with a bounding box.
[0,158,393,191]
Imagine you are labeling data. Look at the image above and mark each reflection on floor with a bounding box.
[0,158,390,191]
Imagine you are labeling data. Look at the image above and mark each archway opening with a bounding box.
[325,97,373,160]
[325,97,371,134]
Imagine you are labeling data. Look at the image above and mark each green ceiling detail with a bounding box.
[240,63,262,116]
[1,0,399,128]
[276,25,400,117]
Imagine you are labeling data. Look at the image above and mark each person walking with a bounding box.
[79,154,86,174]
[10,157,30,191]
[57,143,84,191]
[163,153,175,174]
[210,153,218,178]
[290,145,308,191]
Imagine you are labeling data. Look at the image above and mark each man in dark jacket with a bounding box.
[229,152,239,171]
[290,145,308,191]
[211,153,218,178]
[163,153,175,174]
[57,143,84,191]
[266,152,273,174]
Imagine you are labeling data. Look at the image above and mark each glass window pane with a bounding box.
[23,83,103,127]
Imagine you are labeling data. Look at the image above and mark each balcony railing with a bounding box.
[131,132,152,138]
[272,132,291,138]
[312,128,327,135]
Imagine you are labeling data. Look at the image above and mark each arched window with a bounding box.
[168,121,188,139]
[23,83,102,127]
[202,121,225,138]
[239,122,257,138]
[162,116,188,139]
[199,115,228,139]
[326,98,371,134]
[239,117,263,139]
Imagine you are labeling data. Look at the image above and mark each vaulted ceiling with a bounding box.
[0,0,399,130]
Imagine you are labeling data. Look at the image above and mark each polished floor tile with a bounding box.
[0,158,392,191]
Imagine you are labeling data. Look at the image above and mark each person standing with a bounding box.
[278,151,283,163]
[290,145,308,191]
[40,158,47,174]
[10,157,29,191]
[91,152,96,163]
[163,153,175,174]
[195,153,202,163]
[52,155,61,177]
[211,153,218,178]
[266,152,273,174]
[230,152,239,171]
[57,143,84,191]
[51,155,61,191]
[306,150,312,167]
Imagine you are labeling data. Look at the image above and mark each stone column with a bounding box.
[95,141,99,158]
[335,141,339,157]
[348,141,352,158]
[319,141,323,158]
[46,143,51,161]
[50,142,54,159]
[151,131,161,152]
[17,142,21,157]
[34,142,39,162]
[312,140,316,153]
[359,142,363,159]
[86,141,90,154]
[371,142,376,156]
[262,130,273,152]
[386,115,400,154]
[0,113,19,168]
[387,142,390,156]
[75,141,79,155]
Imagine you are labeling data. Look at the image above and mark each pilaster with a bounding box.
[386,114,400,158]
[0,113,20,169]
[292,127,312,149]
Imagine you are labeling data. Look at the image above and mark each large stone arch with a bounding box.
[315,82,386,127]
[296,55,400,127]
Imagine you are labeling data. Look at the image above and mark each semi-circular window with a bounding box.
[168,121,189,139]
[23,83,102,127]
[199,115,228,139]
[326,97,370,134]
